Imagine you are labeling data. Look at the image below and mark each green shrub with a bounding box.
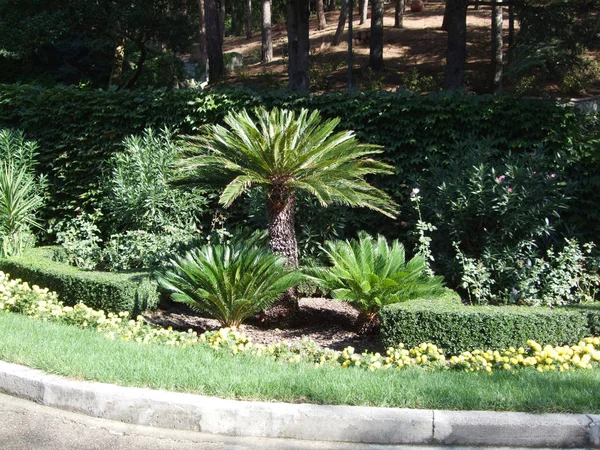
[105,127,208,233]
[157,235,302,327]
[380,293,590,355]
[0,247,159,315]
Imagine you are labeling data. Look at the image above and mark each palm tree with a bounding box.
[176,107,398,315]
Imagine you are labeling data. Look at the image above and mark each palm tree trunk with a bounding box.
[264,185,299,325]
[266,186,298,267]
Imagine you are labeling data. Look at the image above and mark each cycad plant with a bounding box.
[175,107,398,318]
[156,235,302,327]
[305,232,445,333]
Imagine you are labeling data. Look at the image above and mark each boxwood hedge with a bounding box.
[379,292,594,355]
[0,247,159,315]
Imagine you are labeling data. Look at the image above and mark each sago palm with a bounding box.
[305,232,445,333]
[176,107,398,270]
[156,238,302,327]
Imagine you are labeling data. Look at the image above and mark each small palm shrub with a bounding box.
[305,232,445,333]
[157,235,302,327]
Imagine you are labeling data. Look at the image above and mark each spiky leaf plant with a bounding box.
[305,232,445,333]
[156,235,302,327]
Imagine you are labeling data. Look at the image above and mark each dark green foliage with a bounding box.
[0,86,597,241]
[157,235,302,327]
[0,247,159,315]
[380,293,591,355]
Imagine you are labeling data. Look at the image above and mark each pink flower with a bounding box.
[551,173,556,178]
[497,175,506,182]
[508,187,513,193]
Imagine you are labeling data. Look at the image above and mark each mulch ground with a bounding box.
[142,297,386,354]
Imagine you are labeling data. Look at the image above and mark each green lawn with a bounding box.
[0,312,599,413]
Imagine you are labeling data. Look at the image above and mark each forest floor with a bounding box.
[207,0,599,95]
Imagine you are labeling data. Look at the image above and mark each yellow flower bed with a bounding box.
[1,271,599,374]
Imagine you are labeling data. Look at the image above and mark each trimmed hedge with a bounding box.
[379,293,592,355]
[0,247,159,315]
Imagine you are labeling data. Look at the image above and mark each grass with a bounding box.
[1,311,599,413]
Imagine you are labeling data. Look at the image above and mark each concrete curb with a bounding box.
[0,360,598,448]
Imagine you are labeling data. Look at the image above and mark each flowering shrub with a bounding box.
[1,271,600,375]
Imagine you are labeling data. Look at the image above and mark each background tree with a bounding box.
[359,0,368,25]
[443,0,468,89]
[394,0,405,29]
[369,0,384,71]
[262,0,273,62]
[316,0,327,30]
[206,0,225,81]
[246,0,253,38]
[287,0,310,91]
[333,0,349,46]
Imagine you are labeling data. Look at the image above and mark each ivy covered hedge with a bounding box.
[379,294,594,355]
[0,247,159,315]
[0,84,597,240]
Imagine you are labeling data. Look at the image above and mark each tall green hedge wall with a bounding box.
[1,84,598,237]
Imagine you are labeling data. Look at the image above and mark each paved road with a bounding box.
[0,392,584,450]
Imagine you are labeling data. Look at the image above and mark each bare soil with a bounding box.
[142,297,386,354]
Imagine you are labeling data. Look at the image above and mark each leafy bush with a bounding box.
[0,247,159,315]
[157,235,302,327]
[102,226,200,271]
[456,239,600,307]
[305,232,445,331]
[105,127,208,233]
[380,294,590,355]
[53,213,103,270]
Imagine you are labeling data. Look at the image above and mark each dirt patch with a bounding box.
[142,297,386,354]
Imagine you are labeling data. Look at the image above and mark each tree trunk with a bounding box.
[394,0,405,28]
[333,0,348,46]
[287,0,310,92]
[359,0,368,25]
[119,39,146,90]
[245,0,253,38]
[206,0,225,81]
[369,0,384,71]
[316,0,327,30]
[199,0,208,67]
[441,0,449,31]
[109,37,125,88]
[262,0,273,62]
[327,0,336,12]
[263,185,299,325]
[219,0,226,42]
[443,0,467,90]
[491,3,503,92]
